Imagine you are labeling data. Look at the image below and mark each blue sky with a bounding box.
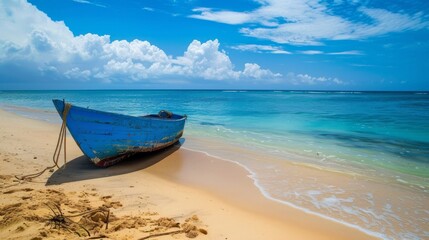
[0,0,428,90]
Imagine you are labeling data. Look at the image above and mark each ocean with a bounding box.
[0,90,428,239]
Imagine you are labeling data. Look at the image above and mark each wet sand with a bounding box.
[0,109,378,239]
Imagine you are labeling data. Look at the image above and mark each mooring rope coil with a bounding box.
[16,102,72,181]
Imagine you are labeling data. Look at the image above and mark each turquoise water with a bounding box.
[1,90,428,239]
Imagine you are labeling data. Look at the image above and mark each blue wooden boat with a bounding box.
[52,99,186,167]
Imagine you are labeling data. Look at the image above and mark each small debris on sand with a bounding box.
[0,187,208,239]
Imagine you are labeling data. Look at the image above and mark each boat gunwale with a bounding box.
[52,99,187,122]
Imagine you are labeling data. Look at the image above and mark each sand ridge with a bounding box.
[0,176,207,240]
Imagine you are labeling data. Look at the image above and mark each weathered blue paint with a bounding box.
[52,99,186,167]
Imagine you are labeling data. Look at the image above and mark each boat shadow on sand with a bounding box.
[46,139,184,186]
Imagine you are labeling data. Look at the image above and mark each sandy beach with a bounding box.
[1,0,428,237]
[0,108,379,240]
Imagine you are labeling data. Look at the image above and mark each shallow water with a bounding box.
[1,90,428,239]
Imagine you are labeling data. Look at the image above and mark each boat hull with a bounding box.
[52,99,186,167]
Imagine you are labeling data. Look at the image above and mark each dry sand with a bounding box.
[0,109,379,239]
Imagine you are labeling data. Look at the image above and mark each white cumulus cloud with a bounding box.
[174,39,241,80]
[0,0,281,85]
[243,63,282,79]
[288,73,344,85]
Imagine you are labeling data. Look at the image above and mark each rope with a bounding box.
[16,102,72,181]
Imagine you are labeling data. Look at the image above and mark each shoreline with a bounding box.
[178,147,386,239]
[147,146,384,239]
[0,108,379,239]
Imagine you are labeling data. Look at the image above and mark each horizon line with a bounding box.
[1,89,428,93]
